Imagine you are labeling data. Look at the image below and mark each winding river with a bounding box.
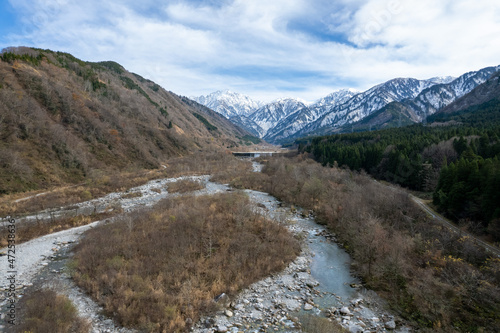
[1,160,407,332]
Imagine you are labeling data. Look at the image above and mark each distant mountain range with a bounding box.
[193,66,500,143]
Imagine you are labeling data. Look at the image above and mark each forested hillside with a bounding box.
[0,47,254,194]
[302,91,500,241]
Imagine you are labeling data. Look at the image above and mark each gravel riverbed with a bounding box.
[1,172,411,333]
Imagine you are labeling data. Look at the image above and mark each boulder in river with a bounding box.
[340,306,351,315]
[385,320,396,330]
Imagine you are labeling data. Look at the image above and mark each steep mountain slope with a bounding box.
[193,66,497,144]
[227,114,263,137]
[264,89,359,142]
[248,98,309,137]
[0,47,250,194]
[192,90,263,118]
[340,66,500,134]
[313,88,361,108]
[194,89,359,140]
[331,68,500,135]
[290,77,455,140]
[431,69,500,116]
[335,102,417,134]
[401,66,500,120]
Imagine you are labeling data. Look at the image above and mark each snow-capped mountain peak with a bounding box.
[266,97,310,108]
[192,90,263,119]
[249,98,309,137]
[313,88,360,107]
[193,65,500,143]
[425,76,456,85]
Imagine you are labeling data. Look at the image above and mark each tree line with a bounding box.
[301,99,500,240]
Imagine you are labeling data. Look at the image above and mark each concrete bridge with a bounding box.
[231,151,285,157]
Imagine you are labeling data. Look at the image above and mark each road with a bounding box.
[373,179,500,258]
[410,195,500,258]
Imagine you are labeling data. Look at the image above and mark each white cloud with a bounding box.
[3,0,500,102]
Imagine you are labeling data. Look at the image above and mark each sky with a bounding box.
[1,0,499,103]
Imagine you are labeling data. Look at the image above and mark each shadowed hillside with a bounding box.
[0,47,254,194]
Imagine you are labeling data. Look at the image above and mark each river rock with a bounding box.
[340,306,351,315]
[225,310,233,318]
[385,320,396,330]
[282,298,301,311]
[215,293,231,308]
[351,298,363,306]
[306,280,319,288]
[203,318,215,328]
[233,303,244,311]
[216,324,228,332]
[348,324,364,333]
[303,303,313,311]
[250,310,263,320]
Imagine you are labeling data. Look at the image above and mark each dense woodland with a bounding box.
[302,98,500,241]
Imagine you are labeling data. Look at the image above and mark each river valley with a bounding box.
[1,161,411,332]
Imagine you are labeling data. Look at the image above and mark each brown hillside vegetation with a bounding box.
[72,192,300,332]
[0,47,254,195]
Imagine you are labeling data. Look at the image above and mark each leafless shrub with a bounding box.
[15,289,90,333]
[72,192,300,332]
[167,179,205,193]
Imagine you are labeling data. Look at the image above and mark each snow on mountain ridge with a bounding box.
[313,88,360,107]
[249,98,309,137]
[425,76,456,85]
[192,90,263,119]
[403,65,500,120]
[193,65,500,142]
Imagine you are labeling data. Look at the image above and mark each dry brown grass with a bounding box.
[0,152,250,217]
[0,50,250,196]
[167,179,205,193]
[0,152,250,247]
[15,289,90,333]
[72,192,300,332]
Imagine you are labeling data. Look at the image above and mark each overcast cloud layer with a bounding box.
[1,0,499,102]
